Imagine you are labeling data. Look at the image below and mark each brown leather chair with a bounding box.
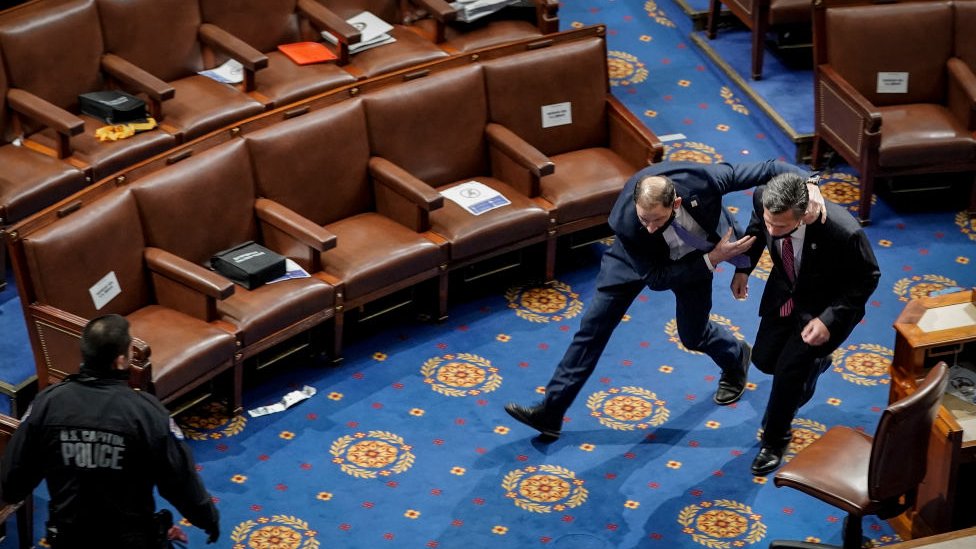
[773,362,949,549]
[95,0,266,141]
[0,0,178,180]
[410,0,559,54]
[0,414,33,549]
[811,0,976,224]
[245,99,447,357]
[19,188,241,412]
[706,0,812,80]
[198,0,357,108]
[315,0,449,79]
[363,64,552,278]
[129,139,337,364]
[482,36,662,278]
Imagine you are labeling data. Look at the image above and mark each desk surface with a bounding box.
[887,526,976,548]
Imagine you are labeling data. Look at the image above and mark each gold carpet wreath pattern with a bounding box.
[608,50,649,87]
[231,515,319,549]
[421,353,502,397]
[819,172,875,214]
[664,141,724,164]
[666,314,746,354]
[505,281,583,323]
[585,386,670,431]
[678,499,766,549]
[893,274,959,302]
[756,418,827,464]
[644,0,676,27]
[955,211,976,242]
[330,431,415,479]
[502,464,588,513]
[749,249,774,281]
[831,343,893,387]
[720,87,749,115]
[177,401,246,440]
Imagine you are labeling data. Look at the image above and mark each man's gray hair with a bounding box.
[633,175,676,209]
[762,172,808,218]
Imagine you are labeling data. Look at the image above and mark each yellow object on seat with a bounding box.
[95,117,157,142]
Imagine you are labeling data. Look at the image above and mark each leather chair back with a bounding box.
[131,139,259,265]
[955,0,976,72]
[199,0,303,54]
[319,0,399,24]
[483,36,608,158]
[0,30,9,144]
[868,362,948,502]
[0,0,104,139]
[364,64,488,187]
[246,100,372,226]
[96,0,205,81]
[824,1,953,106]
[22,188,151,318]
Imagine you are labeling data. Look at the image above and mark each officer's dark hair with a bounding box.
[633,175,676,209]
[81,314,132,371]
[762,172,808,218]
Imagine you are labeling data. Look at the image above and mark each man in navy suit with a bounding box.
[735,172,879,475]
[506,160,812,439]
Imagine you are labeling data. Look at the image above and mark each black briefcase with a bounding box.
[78,90,147,124]
[210,241,286,290]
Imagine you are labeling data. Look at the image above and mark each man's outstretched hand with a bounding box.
[708,228,755,266]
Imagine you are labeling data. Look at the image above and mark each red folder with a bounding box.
[277,42,337,65]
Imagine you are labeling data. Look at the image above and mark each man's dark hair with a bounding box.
[633,175,677,209]
[762,172,808,218]
[81,314,131,371]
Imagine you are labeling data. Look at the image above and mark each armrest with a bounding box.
[145,247,234,299]
[948,57,976,131]
[411,0,457,22]
[128,336,153,392]
[101,53,175,120]
[816,65,882,160]
[298,0,361,65]
[255,198,337,252]
[369,156,443,232]
[534,0,560,34]
[199,23,268,92]
[607,94,664,167]
[6,88,84,159]
[486,123,554,177]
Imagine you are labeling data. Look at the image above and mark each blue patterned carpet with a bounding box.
[2,1,975,548]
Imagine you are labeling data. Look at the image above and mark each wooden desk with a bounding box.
[890,290,976,538]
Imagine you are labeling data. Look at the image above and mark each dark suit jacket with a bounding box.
[745,187,881,341]
[606,160,806,291]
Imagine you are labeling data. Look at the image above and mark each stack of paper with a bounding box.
[322,11,396,54]
[198,59,244,84]
[450,0,516,23]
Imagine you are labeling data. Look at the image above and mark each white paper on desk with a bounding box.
[441,181,511,215]
[199,59,244,84]
[948,365,976,404]
[248,385,317,417]
[266,259,310,284]
[321,11,396,54]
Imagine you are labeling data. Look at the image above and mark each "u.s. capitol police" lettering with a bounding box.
[59,429,126,470]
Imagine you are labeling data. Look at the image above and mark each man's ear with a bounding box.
[113,354,129,371]
[673,196,683,210]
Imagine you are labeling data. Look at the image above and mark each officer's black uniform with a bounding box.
[0,367,219,548]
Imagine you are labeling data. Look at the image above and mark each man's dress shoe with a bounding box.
[751,445,784,476]
[504,402,561,439]
[715,342,751,405]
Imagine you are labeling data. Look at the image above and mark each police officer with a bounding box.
[0,314,220,548]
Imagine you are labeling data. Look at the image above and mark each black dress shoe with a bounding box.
[504,402,561,439]
[751,445,784,476]
[714,342,751,405]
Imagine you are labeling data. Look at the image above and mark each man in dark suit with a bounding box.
[734,172,880,475]
[506,160,811,439]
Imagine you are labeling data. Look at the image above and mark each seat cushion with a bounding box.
[216,277,334,347]
[323,213,445,301]
[346,26,448,79]
[163,75,265,140]
[127,305,237,400]
[878,104,976,168]
[542,147,633,225]
[255,51,357,107]
[768,0,812,26]
[413,17,541,54]
[0,145,88,224]
[32,116,177,180]
[431,177,548,260]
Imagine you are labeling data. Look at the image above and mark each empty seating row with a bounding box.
[0,0,558,291]
[7,28,662,416]
[810,0,976,223]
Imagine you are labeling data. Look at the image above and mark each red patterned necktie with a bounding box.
[780,235,795,317]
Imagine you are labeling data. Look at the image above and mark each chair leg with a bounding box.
[331,311,344,364]
[841,514,862,549]
[706,0,721,39]
[751,16,768,80]
[968,172,976,219]
[857,171,875,225]
[0,230,7,293]
[230,361,243,416]
[810,135,824,170]
[544,231,557,283]
[437,268,449,322]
